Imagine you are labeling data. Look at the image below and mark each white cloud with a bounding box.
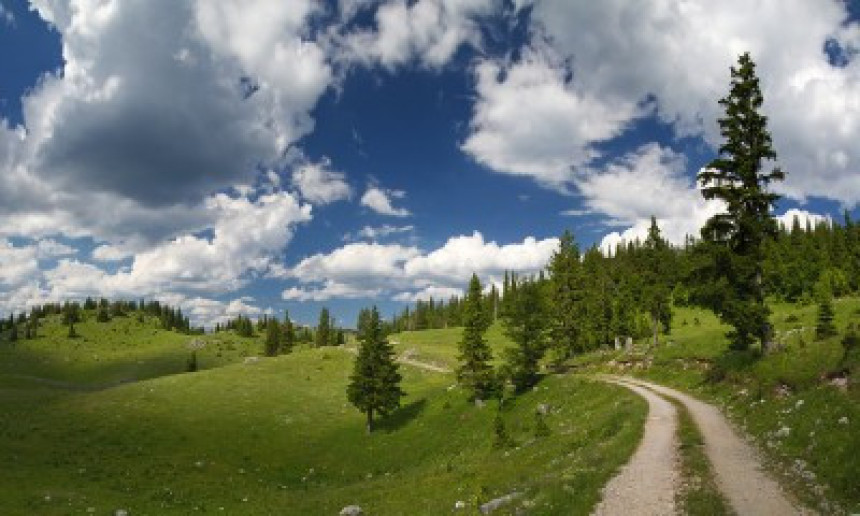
[35,239,77,259]
[500,0,860,205]
[360,185,412,217]
[291,158,352,205]
[91,244,132,262]
[283,231,557,302]
[336,0,499,70]
[0,0,333,250]
[0,240,39,287]
[393,285,463,302]
[346,224,415,241]
[775,209,832,231]
[0,2,14,26]
[462,46,640,189]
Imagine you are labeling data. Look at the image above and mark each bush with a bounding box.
[186,351,198,372]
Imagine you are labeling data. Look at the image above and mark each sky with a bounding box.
[1,0,859,328]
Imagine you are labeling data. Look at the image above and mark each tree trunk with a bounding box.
[652,312,659,349]
[366,409,373,434]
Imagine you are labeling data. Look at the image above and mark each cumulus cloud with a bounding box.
[775,209,832,231]
[336,0,499,70]
[1,0,332,248]
[283,231,557,301]
[360,185,412,217]
[462,46,640,189]
[290,158,352,205]
[490,0,860,205]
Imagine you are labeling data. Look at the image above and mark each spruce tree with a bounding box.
[456,274,496,401]
[315,308,332,348]
[815,277,837,339]
[697,52,784,351]
[547,230,584,362]
[282,311,296,353]
[502,278,547,392]
[347,306,404,433]
[265,318,281,356]
[643,217,672,348]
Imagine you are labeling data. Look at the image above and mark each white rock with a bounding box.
[339,505,363,516]
[454,500,466,510]
[775,426,791,438]
[838,416,849,425]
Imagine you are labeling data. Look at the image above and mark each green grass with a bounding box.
[0,311,265,387]
[386,322,514,370]
[0,315,647,515]
[587,297,860,514]
[672,399,733,515]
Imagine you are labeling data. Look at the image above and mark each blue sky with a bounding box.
[1,0,859,328]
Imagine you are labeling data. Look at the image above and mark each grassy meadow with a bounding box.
[0,310,646,515]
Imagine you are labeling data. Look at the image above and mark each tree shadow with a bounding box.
[377,398,427,433]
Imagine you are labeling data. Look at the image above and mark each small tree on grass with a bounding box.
[347,306,404,433]
[457,274,496,401]
[282,311,295,353]
[67,322,77,339]
[815,277,837,340]
[492,410,513,449]
[186,351,198,372]
[265,318,281,356]
[96,307,111,323]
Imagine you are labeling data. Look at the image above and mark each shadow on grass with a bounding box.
[378,398,427,433]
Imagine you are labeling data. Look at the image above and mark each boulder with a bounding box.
[339,505,362,516]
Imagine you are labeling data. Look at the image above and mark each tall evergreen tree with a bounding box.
[347,307,404,433]
[502,278,548,392]
[282,311,296,353]
[696,52,784,351]
[547,230,584,362]
[315,307,332,347]
[456,274,495,401]
[265,318,282,356]
[642,217,672,348]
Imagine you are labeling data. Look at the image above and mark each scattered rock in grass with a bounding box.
[454,500,466,510]
[829,376,849,393]
[775,426,791,438]
[480,492,521,514]
[774,384,792,398]
[339,505,363,515]
[537,403,551,415]
[114,510,129,516]
[243,356,259,365]
[795,399,804,409]
[475,399,486,408]
[187,339,205,350]
[838,416,849,425]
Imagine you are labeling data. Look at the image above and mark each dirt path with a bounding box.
[592,379,679,516]
[338,346,452,374]
[619,376,812,515]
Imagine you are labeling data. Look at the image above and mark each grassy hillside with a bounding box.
[589,297,860,513]
[385,322,514,370]
[0,313,646,515]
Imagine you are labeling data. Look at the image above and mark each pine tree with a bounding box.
[9,323,17,342]
[815,276,837,339]
[502,279,547,392]
[282,311,296,353]
[96,306,110,323]
[347,306,404,433]
[456,274,496,401]
[696,52,784,351]
[547,230,584,362]
[642,217,672,348]
[315,308,332,348]
[265,318,281,356]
